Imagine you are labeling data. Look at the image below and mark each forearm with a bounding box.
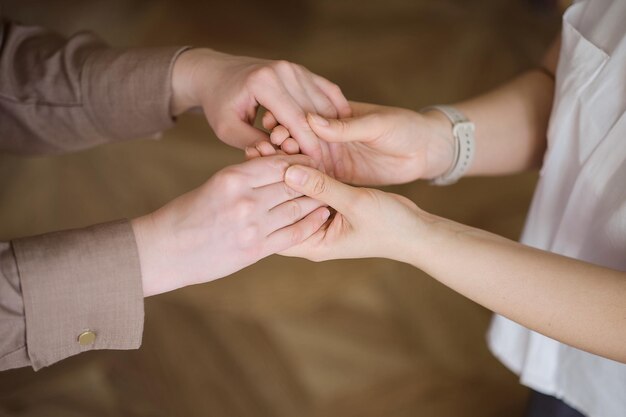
[0,18,186,155]
[279,163,625,361]
[459,69,554,175]
[424,37,560,176]
[0,241,29,369]
[424,70,554,176]
[0,221,144,371]
[406,213,626,363]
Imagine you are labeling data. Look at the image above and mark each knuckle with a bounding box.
[320,101,337,118]
[328,82,343,95]
[283,182,300,199]
[273,59,294,72]
[250,66,277,84]
[267,157,290,173]
[310,174,328,197]
[211,170,229,187]
[295,114,312,131]
[286,200,301,220]
[288,227,303,245]
[233,197,256,220]
[214,170,245,195]
[356,189,380,208]
[295,64,312,77]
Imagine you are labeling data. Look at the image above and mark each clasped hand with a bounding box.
[249,101,456,184]
[134,49,453,296]
[133,155,331,297]
[170,48,352,174]
[244,102,459,265]
[134,48,354,296]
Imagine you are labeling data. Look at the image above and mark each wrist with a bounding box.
[420,110,456,180]
[170,48,218,116]
[403,208,501,273]
[131,213,170,297]
[390,207,438,266]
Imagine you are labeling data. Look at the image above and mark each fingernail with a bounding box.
[285,166,309,186]
[308,113,329,127]
[321,208,331,221]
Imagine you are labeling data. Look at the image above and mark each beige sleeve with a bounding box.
[0,220,144,371]
[0,18,189,155]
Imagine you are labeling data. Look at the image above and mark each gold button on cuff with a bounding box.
[78,330,96,346]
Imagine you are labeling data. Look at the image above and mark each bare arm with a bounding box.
[279,164,626,363]
[427,36,562,176]
[412,212,626,363]
[254,36,563,184]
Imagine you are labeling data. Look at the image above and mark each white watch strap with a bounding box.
[421,105,475,186]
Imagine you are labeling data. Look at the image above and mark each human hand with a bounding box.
[250,102,455,185]
[170,48,351,172]
[131,155,331,297]
[278,164,430,264]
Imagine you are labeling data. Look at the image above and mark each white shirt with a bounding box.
[487,1,626,417]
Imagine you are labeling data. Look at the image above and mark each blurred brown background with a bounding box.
[0,0,560,416]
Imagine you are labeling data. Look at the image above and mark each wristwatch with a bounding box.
[421,105,475,186]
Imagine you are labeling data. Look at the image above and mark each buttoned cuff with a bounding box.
[12,220,144,371]
[81,46,191,141]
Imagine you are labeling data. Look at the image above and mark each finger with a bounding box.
[308,92,337,119]
[264,206,331,254]
[312,75,352,118]
[280,137,300,154]
[252,80,323,163]
[284,165,358,213]
[346,101,381,116]
[272,68,337,176]
[274,64,321,117]
[266,197,327,234]
[307,112,380,144]
[278,217,331,259]
[217,116,270,148]
[270,125,291,147]
[253,181,303,210]
[238,154,316,188]
[245,147,262,160]
[262,110,278,130]
[255,140,277,157]
[296,73,338,119]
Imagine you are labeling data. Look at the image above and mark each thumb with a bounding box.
[285,165,356,213]
[307,112,378,144]
[211,114,269,148]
